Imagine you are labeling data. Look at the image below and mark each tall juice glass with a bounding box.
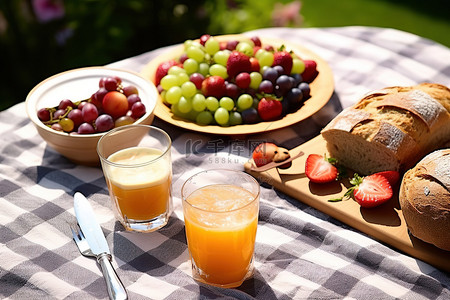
[97,125,172,232]
[181,169,260,288]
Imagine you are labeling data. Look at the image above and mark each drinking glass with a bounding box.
[97,125,172,232]
[181,169,260,288]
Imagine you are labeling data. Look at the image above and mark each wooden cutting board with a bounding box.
[244,135,450,273]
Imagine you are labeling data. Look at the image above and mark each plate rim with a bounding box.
[140,34,334,135]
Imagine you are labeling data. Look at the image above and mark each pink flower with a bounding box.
[272,1,303,27]
[32,0,65,23]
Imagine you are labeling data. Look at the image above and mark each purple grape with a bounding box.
[276,75,293,95]
[68,108,83,128]
[241,107,259,124]
[77,123,95,134]
[298,82,311,99]
[58,99,75,110]
[127,94,141,109]
[258,80,274,94]
[131,102,146,119]
[53,109,66,119]
[37,108,50,121]
[263,67,278,84]
[285,87,303,105]
[225,82,239,99]
[291,73,303,85]
[95,114,114,132]
[273,65,284,76]
[82,103,99,123]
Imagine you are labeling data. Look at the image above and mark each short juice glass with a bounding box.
[97,125,172,232]
[181,169,260,288]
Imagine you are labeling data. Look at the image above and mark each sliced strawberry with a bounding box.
[373,170,400,186]
[353,174,393,208]
[305,154,338,183]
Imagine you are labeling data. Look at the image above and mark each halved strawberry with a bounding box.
[305,154,338,183]
[351,174,393,208]
[373,171,400,186]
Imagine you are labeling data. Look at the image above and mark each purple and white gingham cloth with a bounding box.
[1,27,449,299]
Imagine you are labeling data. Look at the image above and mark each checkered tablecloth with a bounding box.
[1,27,449,299]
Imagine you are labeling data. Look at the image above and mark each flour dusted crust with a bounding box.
[321,83,450,175]
[399,149,450,251]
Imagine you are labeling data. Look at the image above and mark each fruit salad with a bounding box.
[154,34,318,126]
[36,76,147,134]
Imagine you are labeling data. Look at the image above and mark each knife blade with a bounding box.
[74,192,128,300]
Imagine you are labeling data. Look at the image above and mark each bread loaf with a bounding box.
[399,149,450,251]
[321,83,450,175]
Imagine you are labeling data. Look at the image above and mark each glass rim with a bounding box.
[181,169,260,214]
[97,124,172,168]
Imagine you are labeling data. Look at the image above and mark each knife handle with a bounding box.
[97,253,128,300]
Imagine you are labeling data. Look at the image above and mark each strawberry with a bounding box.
[305,154,338,183]
[302,60,318,83]
[154,60,181,85]
[373,170,400,186]
[226,51,252,78]
[272,50,293,75]
[351,174,393,208]
[257,97,282,121]
[201,76,226,98]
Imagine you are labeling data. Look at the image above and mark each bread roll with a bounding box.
[399,149,450,251]
[321,83,450,175]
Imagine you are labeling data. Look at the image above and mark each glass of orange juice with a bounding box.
[181,169,260,288]
[97,125,172,232]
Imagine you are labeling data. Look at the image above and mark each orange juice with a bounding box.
[184,184,258,287]
[107,147,171,220]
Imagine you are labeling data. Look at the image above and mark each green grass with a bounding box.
[302,0,450,47]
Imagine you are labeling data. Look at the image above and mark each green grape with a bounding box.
[214,107,229,125]
[160,90,168,104]
[187,109,199,121]
[177,73,190,85]
[205,96,219,112]
[192,93,206,111]
[259,51,274,67]
[59,118,74,132]
[209,64,228,79]
[205,37,220,55]
[196,111,213,125]
[213,50,230,66]
[171,103,188,118]
[165,86,182,104]
[249,72,263,90]
[199,63,210,76]
[186,46,205,63]
[229,111,243,125]
[255,48,265,60]
[184,39,193,50]
[178,96,192,114]
[181,81,197,98]
[219,97,235,111]
[160,74,179,90]
[260,65,269,74]
[236,42,253,57]
[183,58,198,74]
[292,58,305,74]
[237,94,253,110]
[168,66,186,76]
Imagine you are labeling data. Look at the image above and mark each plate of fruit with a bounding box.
[141,34,334,135]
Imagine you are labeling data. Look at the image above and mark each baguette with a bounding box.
[321,83,450,175]
[399,149,450,251]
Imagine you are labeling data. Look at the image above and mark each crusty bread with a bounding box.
[321,83,450,175]
[399,149,450,251]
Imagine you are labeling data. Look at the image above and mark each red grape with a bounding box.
[68,108,83,128]
[37,108,50,121]
[77,101,88,110]
[59,99,75,110]
[127,94,141,109]
[122,85,138,97]
[51,123,63,131]
[53,109,66,119]
[95,114,114,132]
[102,91,128,118]
[131,102,146,119]
[235,72,251,89]
[91,88,108,109]
[104,77,118,91]
[82,103,99,123]
[189,73,204,89]
[77,123,95,134]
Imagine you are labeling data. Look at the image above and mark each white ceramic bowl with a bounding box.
[26,66,158,166]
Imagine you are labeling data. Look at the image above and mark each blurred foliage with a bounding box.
[1,0,449,111]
